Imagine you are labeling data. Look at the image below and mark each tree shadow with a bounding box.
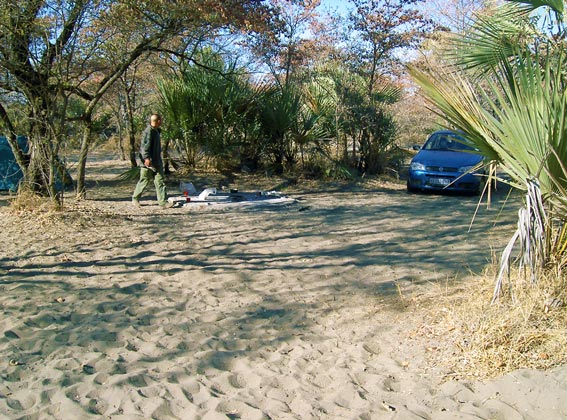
[0,165,521,418]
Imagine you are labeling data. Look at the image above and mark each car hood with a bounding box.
[412,150,484,168]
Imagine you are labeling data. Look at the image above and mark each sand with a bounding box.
[1,156,567,419]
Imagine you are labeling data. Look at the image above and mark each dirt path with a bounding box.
[3,157,564,419]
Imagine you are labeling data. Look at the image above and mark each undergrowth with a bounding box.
[417,266,567,380]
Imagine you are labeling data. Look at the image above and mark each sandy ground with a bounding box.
[1,155,567,419]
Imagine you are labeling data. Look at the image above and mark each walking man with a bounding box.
[132,114,172,208]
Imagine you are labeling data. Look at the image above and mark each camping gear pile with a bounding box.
[168,182,296,209]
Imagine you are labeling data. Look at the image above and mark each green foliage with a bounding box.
[158,49,259,168]
[324,67,399,174]
[257,82,334,174]
[157,40,406,178]
[158,50,340,176]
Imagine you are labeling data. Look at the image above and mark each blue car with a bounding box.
[407,130,486,194]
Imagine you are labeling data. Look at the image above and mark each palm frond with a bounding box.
[450,4,532,73]
[115,167,141,183]
[493,179,547,302]
[507,0,564,15]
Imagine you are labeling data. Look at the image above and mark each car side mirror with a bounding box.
[412,145,421,151]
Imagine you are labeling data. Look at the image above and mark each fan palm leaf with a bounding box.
[447,3,534,74]
[508,0,564,15]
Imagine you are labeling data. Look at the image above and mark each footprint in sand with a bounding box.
[64,385,82,402]
[309,373,332,389]
[137,385,161,398]
[216,400,264,419]
[362,341,381,355]
[128,373,149,388]
[196,312,224,323]
[40,388,57,405]
[151,401,180,419]
[93,372,109,385]
[228,373,247,389]
[27,313,57,329]
[4,329,21,339]
[173,375,201,403]
[383,375,401,392]
[53,357,81,372]
[87,397,108,415]
[6,389,36,411]
[210,350,242,371]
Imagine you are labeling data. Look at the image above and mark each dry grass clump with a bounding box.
[416,267,567,381]
[8,190,124,233]
[9,189,58,213]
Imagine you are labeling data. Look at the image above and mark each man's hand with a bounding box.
[144,158,151,167]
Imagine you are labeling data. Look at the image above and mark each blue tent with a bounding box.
[0,136,28,191]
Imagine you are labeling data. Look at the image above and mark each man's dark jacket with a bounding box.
[139,125,162,169]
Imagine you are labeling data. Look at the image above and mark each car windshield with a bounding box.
[422,133,477,152]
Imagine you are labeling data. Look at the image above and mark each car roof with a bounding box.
[430,129,462,136]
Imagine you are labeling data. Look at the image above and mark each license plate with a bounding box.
[429,178,451,186]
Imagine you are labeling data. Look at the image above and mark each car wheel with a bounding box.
[406,182,419,193]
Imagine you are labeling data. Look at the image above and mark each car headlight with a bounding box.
[410,162,426,171]
[458,165,474,172]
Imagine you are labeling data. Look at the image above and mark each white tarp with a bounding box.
[168,187,296,209]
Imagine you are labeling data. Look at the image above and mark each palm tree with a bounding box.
[409,0,567,301]
[158,49,261,170]
[257,84,303,174]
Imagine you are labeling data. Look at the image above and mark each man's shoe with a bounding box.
[132,199,141,207]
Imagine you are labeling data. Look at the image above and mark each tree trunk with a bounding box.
[125,93,138,168]
[76,121,93,199]
[21,106,60,199]
[117,116,126,161]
